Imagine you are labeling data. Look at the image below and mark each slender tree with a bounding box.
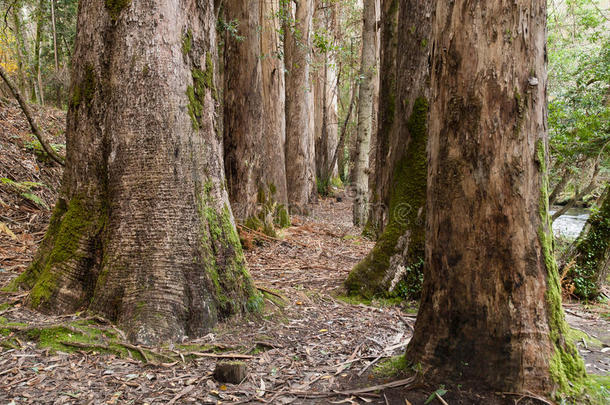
[9,0,258,344]
[406,0,585,395]
[346,0,431,299]
[284,0,316,213]
[351,0,376,225]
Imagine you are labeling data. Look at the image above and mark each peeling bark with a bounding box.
[406,0,585,395]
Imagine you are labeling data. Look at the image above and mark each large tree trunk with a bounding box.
[346,0,431,299]
[352,0,376,226]
[564,183,610,299]
[406,0,585,395]
[10,0,258,345]
[284,0,316,213]
[260,0,288,207]
[223,0,265,219]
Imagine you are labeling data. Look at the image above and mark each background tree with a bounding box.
[9,0,259,344]
[312,0,339,193]
[260,0,289,208]
[283,0,316,212]
[351,0,376,226]
[223,0,265,220]
[345,0,432,299]
[406,0,586,396]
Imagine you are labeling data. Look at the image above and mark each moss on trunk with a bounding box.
[345,97,427,299]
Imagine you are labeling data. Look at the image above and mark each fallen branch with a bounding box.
[189,352,254,359]
[0,64,65,166]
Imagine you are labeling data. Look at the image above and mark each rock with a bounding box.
[213,361,248,384]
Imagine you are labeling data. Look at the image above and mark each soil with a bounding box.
[0,102,608,404]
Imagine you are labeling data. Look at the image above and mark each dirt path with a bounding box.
[1,194,608,404]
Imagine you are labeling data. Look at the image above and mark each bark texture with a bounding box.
[565,184,610,299]
[366,0,398,232]
[346,0,432,299]
[284,0,316,212]
[11,0,258,344]
[352,0,376,226]
[260,0,288,206]
[223,0,264,219]
[406,0,585,395]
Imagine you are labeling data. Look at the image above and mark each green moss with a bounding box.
[276,205,291,228]
[196,186,258,318]
[6,196,106,308]
[104,0,131,20]
[186,54,217,130]
[345,97,428,299]
[373,354,408,377]
[536,139,587,396]
[182,30,193,56]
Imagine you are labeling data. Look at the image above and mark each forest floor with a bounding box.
[0,100,608,404]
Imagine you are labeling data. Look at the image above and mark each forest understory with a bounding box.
[0,101,608,404]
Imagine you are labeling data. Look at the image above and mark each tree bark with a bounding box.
[565,183,610,299]
[313,1,339,189]
[346,0,432,299]
[11,3,30,100]
[284,0,316,213]
[50,0,61,107]
[352,0,376,226]
[223,0,265,220]
[260,0,288,206]
[10,0,258,345]
[33,0,45,105]
[406,0,585,395]
[366,0,398,233]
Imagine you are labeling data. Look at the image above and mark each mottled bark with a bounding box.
[260,0,288,206]
[346,0,431,299]
[565,184,610,299]
[352,0,376,226]
[223,0,264,219]
[11,4,30,100]
[11,0,258,345]
[406,0,585,395]
[284,0,316,212]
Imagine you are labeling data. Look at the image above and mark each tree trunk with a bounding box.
[223,0,264,220]
[33,0,45,105]
[260,0,288,206]
[314,1,339,190]
[11,3,30,100]
[50,0,61,107]
[352,0,376,226]
[406,0,585,395]
[346,0,431,299]
[365,0,398,233]
[565,183,610,299]
[284,0,316,213]
[10,0,258,345]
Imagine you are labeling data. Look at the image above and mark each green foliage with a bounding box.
[566,185,610,299]
[547,0,609,202]
[0,177,49,209]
